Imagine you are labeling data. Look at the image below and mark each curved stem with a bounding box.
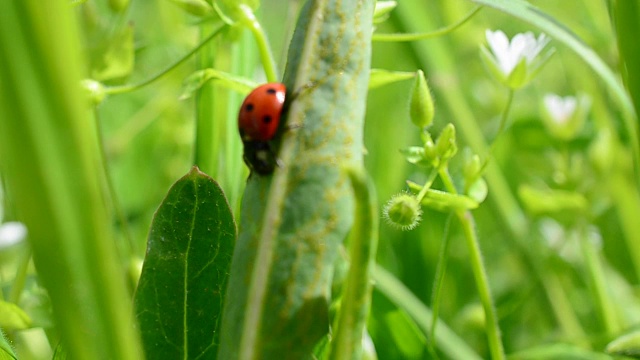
[330,168,378,360]
[372,5,483,42]
[105,24,228,95]
[239,4,278,82]
[440,168,505,360]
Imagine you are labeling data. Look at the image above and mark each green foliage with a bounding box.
[2,0,640,359]
[134,167,235,360]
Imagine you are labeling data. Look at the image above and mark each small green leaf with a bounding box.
[407,181,479,211]
[0,329,17,360]
[479,45,507,85]
[607,330,640,358]
[0,301,31,330]
[134,166,236,360]
[213,0,258,24]
[373,1,396,24]
[90,24,135,81]
[180,69,256,100]
[368,69,414,89]
[506,57,528,89]
[517,184,588,215]
[400,146,431,167]
[168,0,214,17]
[511,343,612,360]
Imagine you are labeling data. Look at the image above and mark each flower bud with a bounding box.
[409,70,435,129]
[383,193,422,231]
[435,123,457,162]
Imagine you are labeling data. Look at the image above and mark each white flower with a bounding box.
[541,93,590,140]
[543,94,577,125]
[0,221,27,248]
[481,30,554,89]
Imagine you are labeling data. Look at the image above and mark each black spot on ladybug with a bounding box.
[245,103,254,112]
[266,88,277,95]
[263,116,272,124]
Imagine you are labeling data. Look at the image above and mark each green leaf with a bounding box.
[517,184,588,215]
[0,329,17,360]
[179,69,257,100]
[368,69,414,89]
[168,0,214,17]
[0,2,144,358]
[607,330,640,358]
[134,166,236,360]
[213,0,258,24]
[0,301,31,330]
[218,0,375,358]
[90,24,135,81]
[407,181,480,211]
[510,343,612,360]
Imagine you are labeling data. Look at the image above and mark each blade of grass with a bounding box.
[0,1,143,359]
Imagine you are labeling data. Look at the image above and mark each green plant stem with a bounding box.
[577,223,621,335]
[105,24,227,95]
[330,168,378,360]
[439,169,505,360]
[541,271,589,346]
[239,4,278,82]
[415,167,440,202]
[372,5,483,42]
[429,213,453,352]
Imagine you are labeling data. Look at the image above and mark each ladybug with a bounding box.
[238,82,286,142]
[238,83,287,175]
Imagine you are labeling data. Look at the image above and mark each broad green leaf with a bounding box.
[218,0,375,358]
[0,329,16,360]
[0,301,31,330]
[607,330,640,358]
[135,166,236,360]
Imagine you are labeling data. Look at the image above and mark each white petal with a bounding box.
[0,221,27,248]
[486,29,518,74]
[544,94,577,124]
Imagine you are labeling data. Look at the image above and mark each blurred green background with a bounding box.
[3,0,639,359]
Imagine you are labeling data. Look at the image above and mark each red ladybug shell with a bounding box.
[238,83,286,142]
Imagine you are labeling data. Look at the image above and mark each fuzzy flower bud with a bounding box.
[383,193,422,231]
